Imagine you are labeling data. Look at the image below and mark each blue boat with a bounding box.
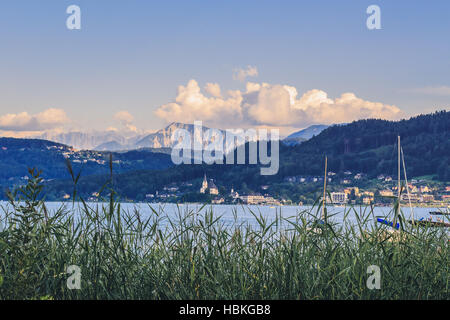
[377,218,400,230]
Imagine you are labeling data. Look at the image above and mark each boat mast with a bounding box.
[322,156,328,221]
[393,135,401,227]
[398,136,401,203]
[401,147,414,223]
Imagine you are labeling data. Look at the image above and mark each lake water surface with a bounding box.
[1,201,446,230]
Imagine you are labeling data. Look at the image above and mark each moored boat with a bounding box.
[429,209,449,216]
[408,218,450,228]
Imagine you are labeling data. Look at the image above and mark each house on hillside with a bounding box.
[380,190,394,197]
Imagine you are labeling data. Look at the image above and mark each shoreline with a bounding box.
[1,199,447,210]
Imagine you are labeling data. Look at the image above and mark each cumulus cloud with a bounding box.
[233,65,259,82]
[204,83,222,98]
[155,80,244,127]
[155,79,402,130]
[114,111,138,132]
[0,108,69,131]
[114,111,134,123]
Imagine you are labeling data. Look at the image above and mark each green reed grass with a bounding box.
[0,168,448,300]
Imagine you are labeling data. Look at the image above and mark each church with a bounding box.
[199,174,219,195]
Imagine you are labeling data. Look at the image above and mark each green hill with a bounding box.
[0,137,174,198]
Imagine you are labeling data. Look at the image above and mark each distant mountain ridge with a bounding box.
[134,122,207,149]
[32,122,324,151]
[282,124,329,146]
[34,123,228,151]
[94,140,124,151]
[94,122,224,151]
[36,130,145,151]
[37,122,261,152]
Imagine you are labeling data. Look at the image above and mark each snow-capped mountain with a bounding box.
[34,122,271,151]
[34,123,229,151]
[133,123,201,149]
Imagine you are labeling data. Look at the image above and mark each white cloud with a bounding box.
[114,111,134,124]
[233,65,259,82]
[155,80,243,127]
[204,83,222,98]
[114,111,138,132]
[155,79,402,130]
[0,108,69,131]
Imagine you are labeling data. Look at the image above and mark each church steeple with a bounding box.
[200,173,208,193]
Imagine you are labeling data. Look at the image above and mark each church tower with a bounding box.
[200,174,208,193]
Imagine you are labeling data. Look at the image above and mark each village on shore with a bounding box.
[136,172,450,208]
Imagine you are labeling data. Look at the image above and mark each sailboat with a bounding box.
[376,136,407,230]
[376,136,449,229]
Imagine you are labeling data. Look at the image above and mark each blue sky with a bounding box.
[0,0,449,135]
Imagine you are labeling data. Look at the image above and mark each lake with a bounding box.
[1,201,446,230]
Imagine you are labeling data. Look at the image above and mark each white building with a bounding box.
[330,192,348,204]
[239,194,280,205]
[380,190,394,197]
[354,173,363,180]
[240,194,266,204]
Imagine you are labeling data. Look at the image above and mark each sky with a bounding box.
[0,0,449,137]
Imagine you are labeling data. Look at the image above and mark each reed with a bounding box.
[0,169,448,300]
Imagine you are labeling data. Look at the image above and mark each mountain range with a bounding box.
[37,130,146,151]
[35,122,264,151]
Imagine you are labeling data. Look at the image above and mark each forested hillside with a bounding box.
[280,110,449,179]
[0,138,173,196]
